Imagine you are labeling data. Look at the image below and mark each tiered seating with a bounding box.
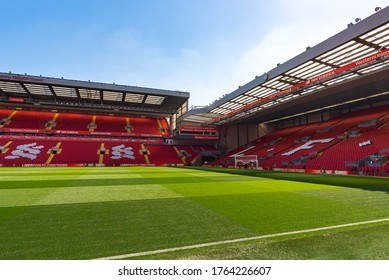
[95,142,146,166]
[307,121,389,172]
[0,108,213,166]
[0,109,52,131]
[0,108,171,137]
[360,165,389,176]
[0,137,59,166]
[258,123,336,169]
[54,113,95,132]
[49,140,102,165]
[176,145,198,163]
[144,144,184,165]
[128,117,170,136]
[213,105,389,175]
[0,135,213,166]
[91,115,127,133]
[0,106,219,166]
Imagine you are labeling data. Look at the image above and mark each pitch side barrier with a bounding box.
[1,128,172,138]
[0,163,188,167]
[0,134,164,144]
[0,164,186,167]
[207,48,389,125]
[209,165,368,176]
[0,135,206,167]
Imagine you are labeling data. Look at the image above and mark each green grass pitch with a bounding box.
[0,166,388,260]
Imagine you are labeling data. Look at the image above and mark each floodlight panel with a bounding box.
[78,88,100,100]
[124,93,144,103]
[103,90,123,101]
[144,95,165,105]
[24,84,52,96]
[0,81,26,94]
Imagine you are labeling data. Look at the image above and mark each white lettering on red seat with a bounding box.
[5,143,44,160]
[111,145,135,160]
[282,138,334,156]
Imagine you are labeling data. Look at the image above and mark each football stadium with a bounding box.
[0,6,388,260]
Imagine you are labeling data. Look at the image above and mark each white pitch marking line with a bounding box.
[95,217,389,260]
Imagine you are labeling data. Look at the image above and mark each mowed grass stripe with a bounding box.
[0,174,261,190]
[184,167,389,190]
[97,217,389,260]
[0,198,254,259]
[296,187,389,211]
[0,184,183,207]
[0,174,145,181]
[131,222,389,260]
[0,166,388,259]
[184,192,389,234]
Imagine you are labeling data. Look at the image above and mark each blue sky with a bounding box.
[1,0,387,106]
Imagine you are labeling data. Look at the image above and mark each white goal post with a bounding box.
[231,154,258,169]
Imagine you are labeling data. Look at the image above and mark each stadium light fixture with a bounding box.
[375,7,381,12]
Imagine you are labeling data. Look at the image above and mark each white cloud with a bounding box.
[42,0,387,108]
[181,0,387,106]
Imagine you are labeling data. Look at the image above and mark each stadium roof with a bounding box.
[179,6,389,126]
[0,73,189,116]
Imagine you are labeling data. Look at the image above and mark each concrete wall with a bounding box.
[225,124,239,152]
[225,122,270,152]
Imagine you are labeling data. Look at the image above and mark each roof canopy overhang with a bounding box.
[0,73,189,117]
[180,6,389,125]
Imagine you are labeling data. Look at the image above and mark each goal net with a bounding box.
[231,154,258,169]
